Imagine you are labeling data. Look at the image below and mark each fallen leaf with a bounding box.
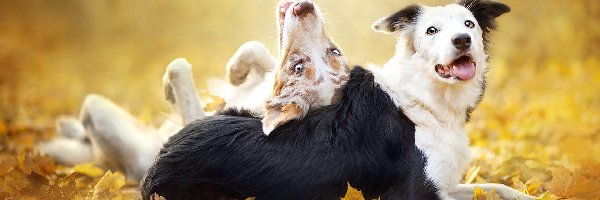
[473,187,501,200]
[91,171,126,199]
[72,162,104,177]
[341,183,364,200]
[204,95,225,112]
[152,193,167,200]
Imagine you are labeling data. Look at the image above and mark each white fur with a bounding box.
[55,116,86,141]
[80,94,166,180]
[39,44,276,181]
[207,41,276,116]
[163,58,205,125]
[38,137,94,164]
[226,41,276,86]
[279,3,342,107]
[370,3,535,200]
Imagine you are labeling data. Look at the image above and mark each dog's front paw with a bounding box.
[163,58,193,105]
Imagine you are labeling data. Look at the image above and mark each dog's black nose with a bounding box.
[293,0,314,16]
[452,33,471,51]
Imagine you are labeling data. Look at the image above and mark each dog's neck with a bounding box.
[371,53,485,193]
[370,54,485,128]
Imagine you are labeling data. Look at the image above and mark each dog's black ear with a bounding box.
[372,5,421,34]
[459,0,511,35]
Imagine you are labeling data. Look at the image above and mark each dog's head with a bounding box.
[372,0,510,85]
[263,0,349,135]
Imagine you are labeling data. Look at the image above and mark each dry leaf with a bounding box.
[72,162,104,177]
[152,193,167,200]
[204,95,226,112]
[341,183,365,200]
[91,171,126,199]
[473,187,500,200]
[464,165,481,184]
[548,166,600,199]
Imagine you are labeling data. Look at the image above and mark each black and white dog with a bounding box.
[141,0,535,199]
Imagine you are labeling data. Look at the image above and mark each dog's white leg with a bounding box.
[38,137,94,165]
[80,94,161,181]
[55,116,86,141]
[226,41,276,86]
[163,58,204,125]
[450,183,537,200]
[38,116,93,164]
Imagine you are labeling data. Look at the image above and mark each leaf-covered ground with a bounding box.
[1,0,599,199]
[4,58,599,199]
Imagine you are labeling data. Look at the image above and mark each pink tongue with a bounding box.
[453,62,476,80]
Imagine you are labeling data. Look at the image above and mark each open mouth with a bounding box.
[435,55,476,81]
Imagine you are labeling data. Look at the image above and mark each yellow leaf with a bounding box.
[548,166,600,199]
[537,193,560,200]
[72,162,104,177]
[473,187,487,200]
[92,171,126,200]
[204,95,225,112]
[0,122,7,135]
[341,183,364,200]
[152,193,167,200]
[464,165,481,184]
[473,187,501,200]
[525,177,541,195]
[484,189,501,200]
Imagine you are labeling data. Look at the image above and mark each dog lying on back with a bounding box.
[261,0,349,134]
[38,0,349,180]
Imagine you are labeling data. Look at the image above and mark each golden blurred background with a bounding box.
[1,0,599,198]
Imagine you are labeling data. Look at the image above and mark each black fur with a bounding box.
[217,108,258,118]
[458,0,511,45]
[458,0,510,120]
[141,67,439,200]
[375,4,421,33]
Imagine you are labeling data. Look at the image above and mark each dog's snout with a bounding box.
[293,0,314,16]
[452,33,471,51]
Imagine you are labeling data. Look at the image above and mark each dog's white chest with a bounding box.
[415,125,471,193]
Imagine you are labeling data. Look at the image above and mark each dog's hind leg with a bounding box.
[80,94,162,181]
[450,183,537,200]
[38,137,94,165]
[38,116,94,165]
[226,41,276,86]
[55,116,86,141]
[163,58,204,125]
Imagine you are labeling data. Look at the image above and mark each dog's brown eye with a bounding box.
[294,63,304,72]
[426,27,438,35]
[331,49,341,56]
[465,20,475,28]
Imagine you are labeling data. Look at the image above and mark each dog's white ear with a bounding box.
[371,4,421,34]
